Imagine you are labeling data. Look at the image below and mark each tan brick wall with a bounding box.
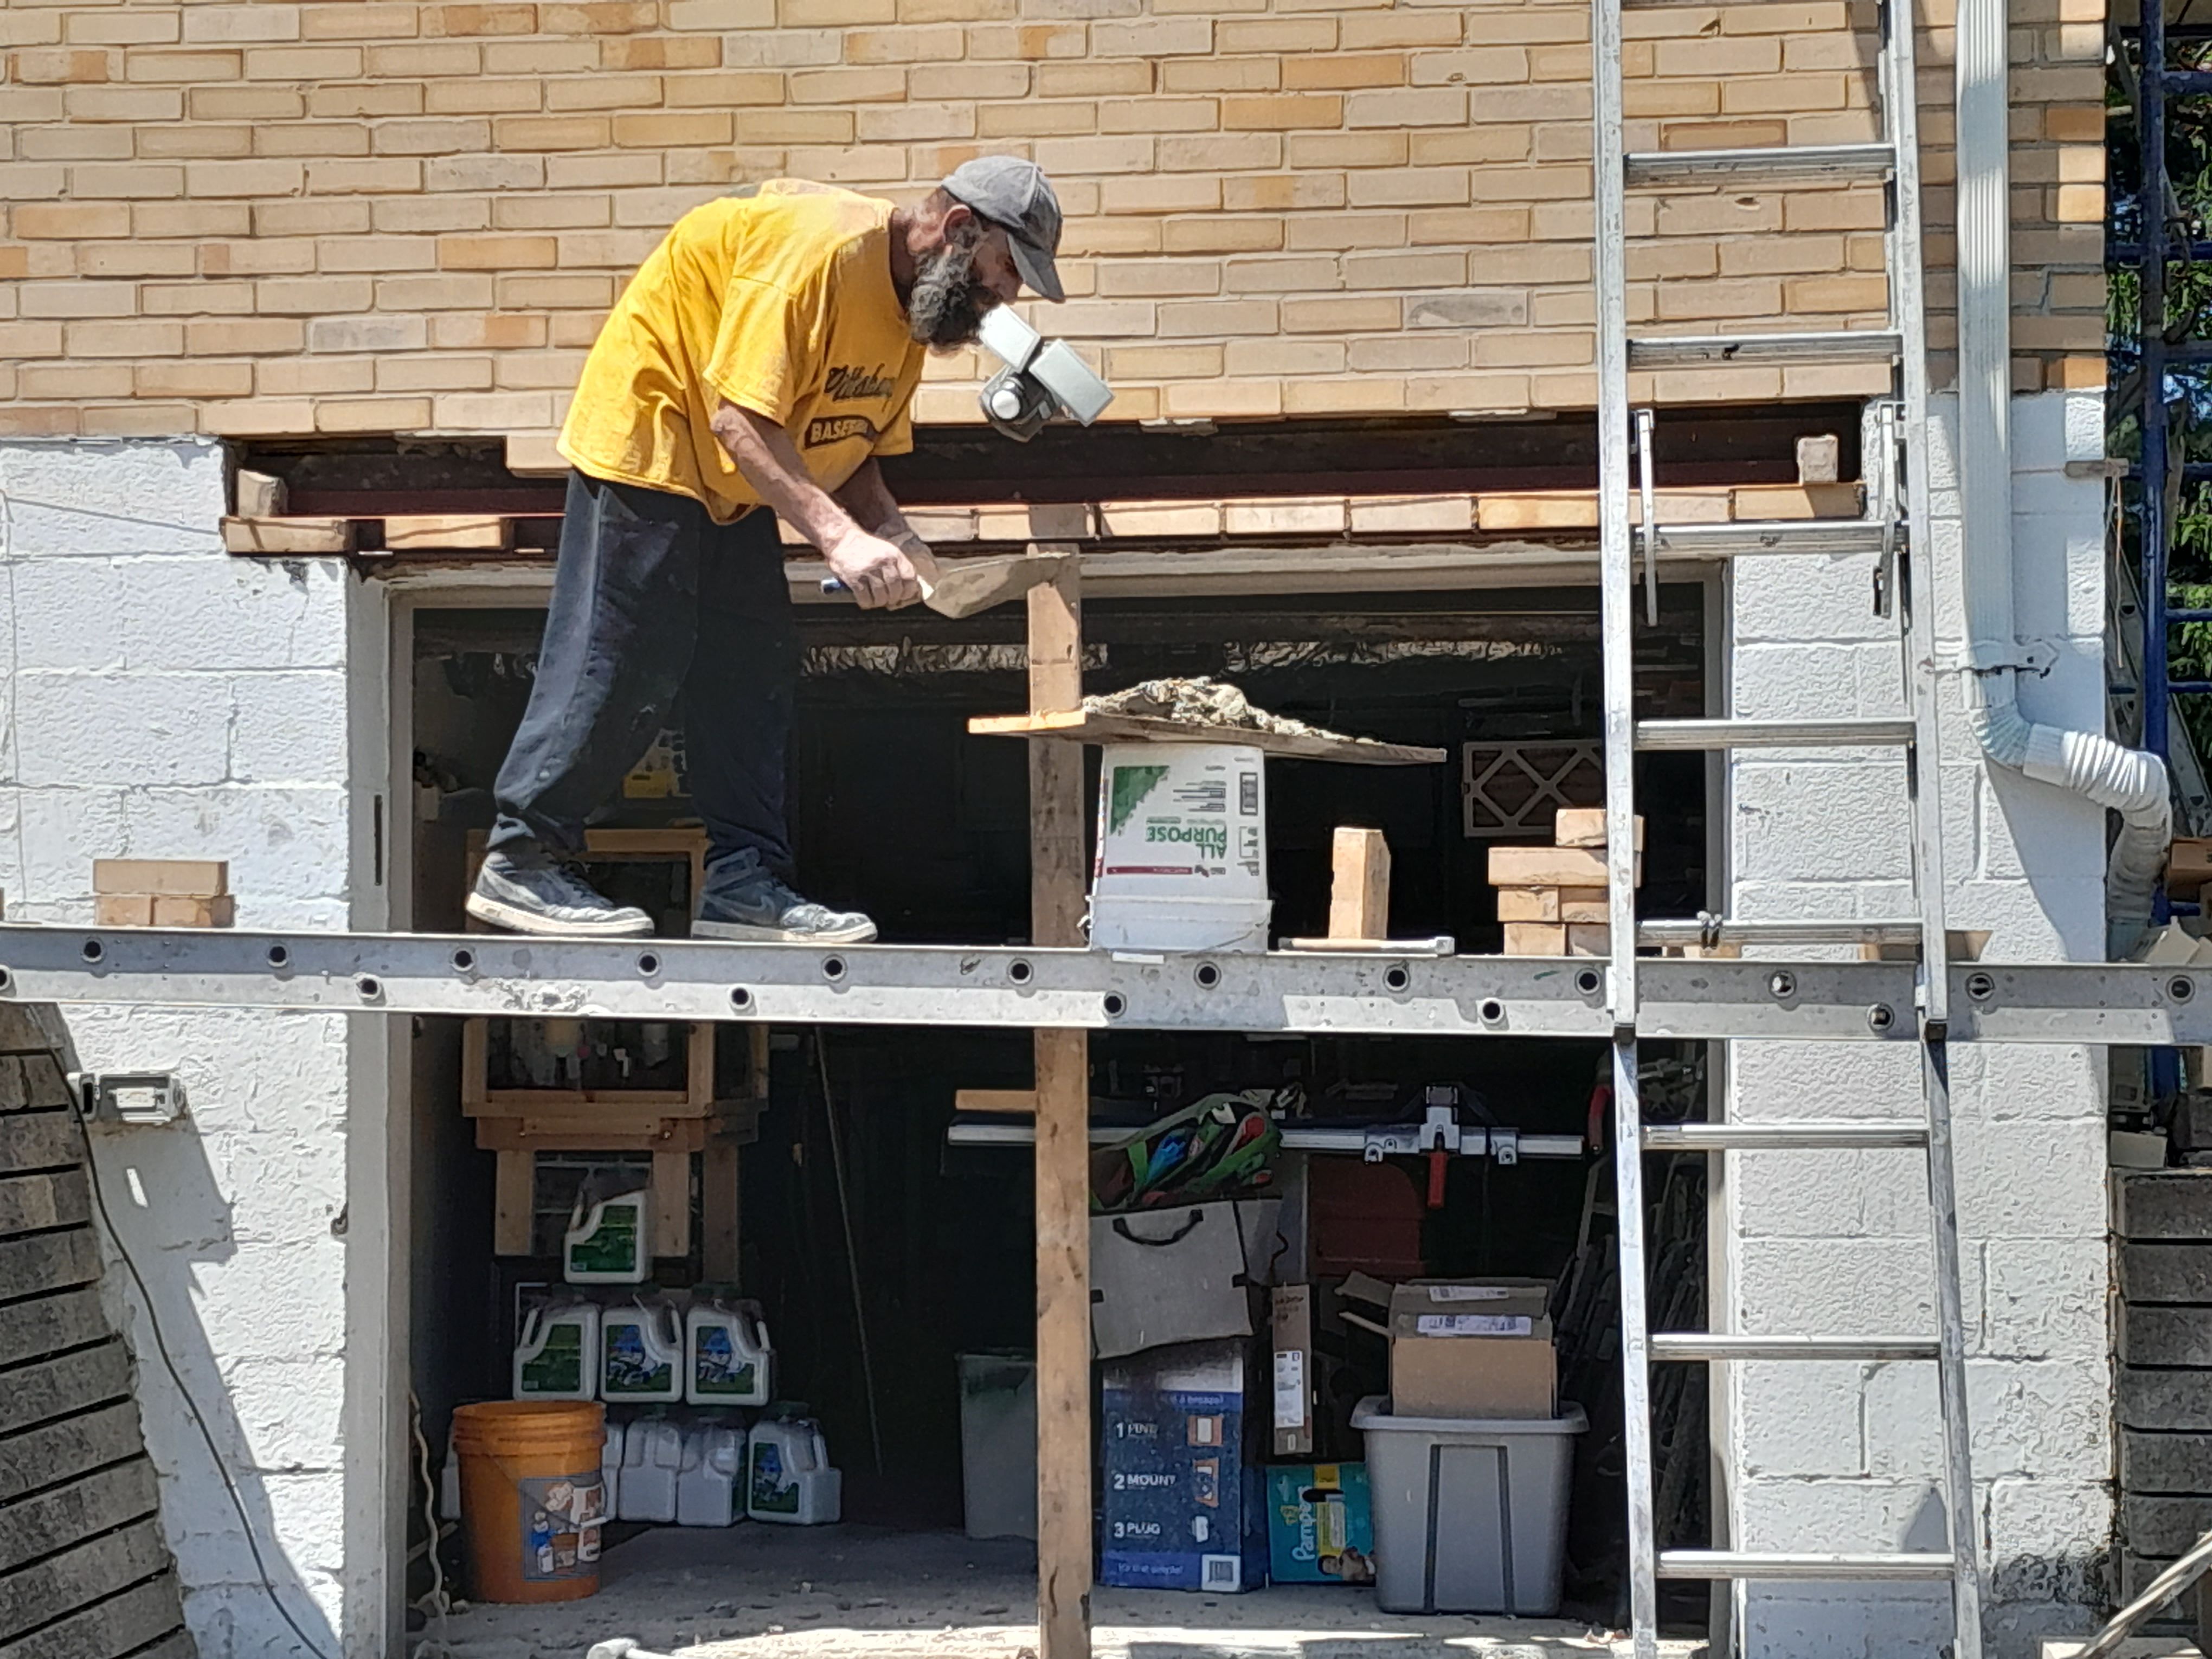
[0,0,2103,441]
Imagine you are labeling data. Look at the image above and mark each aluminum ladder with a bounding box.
[1587,0,1984,1648]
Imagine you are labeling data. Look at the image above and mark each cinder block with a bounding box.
[2121,1429,2212,1494]
[2119,1367,2212,1433]
[2117,1171,2212,1240]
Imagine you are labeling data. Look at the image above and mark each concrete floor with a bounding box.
[427,1526,1709,1659]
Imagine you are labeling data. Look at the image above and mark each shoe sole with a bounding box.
[691,918,879,944]
[465,892,655,938]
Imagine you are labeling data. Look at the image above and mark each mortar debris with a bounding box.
[1082,676,1382,747]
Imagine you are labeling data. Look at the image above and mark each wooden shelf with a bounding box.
[968,709,1446,765]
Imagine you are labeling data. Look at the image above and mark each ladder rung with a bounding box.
[1624,144,1894,188]
[1649,1334,1939,1361]
[1634,717,1916,751]
[1641,1122,1930,1151]
[1651,519,1894,558]
[1638,918,1920,947]
[1627,331,1902,370]
[1657,1551,1956,1581]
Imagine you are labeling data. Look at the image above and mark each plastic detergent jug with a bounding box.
[676,1424,748,1527]
[686,1300,773,1407]
[564,1189,650,1284]
[747,1417,841,1525]
[600,1419,625,1518]
[618,1418,683,1523]
[600,1299,684,1404]
[512,1303,600,1401]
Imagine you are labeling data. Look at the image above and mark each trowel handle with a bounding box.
[819,577,850,596]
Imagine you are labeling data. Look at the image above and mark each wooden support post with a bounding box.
[1027,553,1091,1659]
[651,1148,691,1258]
[493,1150,533,1256]
[1327,827,1391,941]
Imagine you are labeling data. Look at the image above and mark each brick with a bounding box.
[1219,18,1336,49]
[20,363,136,398]
[94,859,230,898]
[1162,57,1277,91]
[188,85,303,120]
[1282,293,1397,331]
[186,317,306,354]
[14,47,116,83]
[1346,86,1465,126]
[1099,97,1217,132]
[1092,16,1211,53]
[303,3,421,37]
[94,895,156,927]
[367,42,483,75]
[13,202,132,240]
[1282,53,1406,88]
[184,159,305,197]
[494,116,613,150]
[314,396,434,433]
[137,360,255,398]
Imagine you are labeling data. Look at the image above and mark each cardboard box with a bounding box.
[1342,1275,1557,1420]
[1090,1198,1281,1361]
[1271,1284,1316,1458]
[1100,1340,1269,1593]
[1266,1463,1375,1585]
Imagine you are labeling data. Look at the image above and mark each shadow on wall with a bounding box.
[41,1012,344,1659]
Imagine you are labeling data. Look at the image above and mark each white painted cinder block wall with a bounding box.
[0,438,376,1659]
[1725,388,2112,1658]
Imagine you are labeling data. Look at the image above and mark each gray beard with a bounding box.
[908,238,992,349]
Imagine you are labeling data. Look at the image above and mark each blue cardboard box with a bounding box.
[1266,1463,1375,1585]
[1100,1339,1268,1593]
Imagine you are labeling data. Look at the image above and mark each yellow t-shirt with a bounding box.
[558,181,927,524]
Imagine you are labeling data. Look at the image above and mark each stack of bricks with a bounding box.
[92,859,235,928]
[0,0,2103,444]
[1488,808,1639,957]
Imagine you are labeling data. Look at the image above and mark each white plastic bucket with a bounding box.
[1089,742,1270,953]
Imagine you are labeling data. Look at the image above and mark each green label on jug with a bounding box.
[602,1322,673,1396]
[571,1206,639,1275]
[694,1328,758,1397]
[522,1324,583,1394]
[750,1444,799,1514]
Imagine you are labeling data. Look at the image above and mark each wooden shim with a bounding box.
[1327,828,1390,941]
[2120,1366,2212,1432]
[2120,1304,2212,1368]
[2120,1429,2212,1494]
[651,1150,691,1259]
[0,1402,149,1503]
[91,861,227,899]
[1487,844,1640,888]
[493,1151,533,1257]
[1501,923,1567,955]
[2116,1172,2212,1241]
[0,1290,110,1373]
[955,1090,1037,1115]
[701,1142,741,1283]
[0,1342,132,1438]
[0,1463,160,1576]
[1495,886,1609,924]
[0,1055,72,1112]
[221,516,354,556]
[971,709,1445,767]
[0,1171,90,1236]
[0,1113,82,1178]
[2119,1242,2212,1304]
[0,1520,172,1643]
[382,515,516,552]
[0,1572,182,1659]
[1554,808,1644,849]
[0,1231,100,1302]
[2124,1493,2212,1558]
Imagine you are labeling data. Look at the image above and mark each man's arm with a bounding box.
[833,457,919,550]
[708,401,922,610]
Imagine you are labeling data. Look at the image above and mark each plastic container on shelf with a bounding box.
[564,1189,651,1284]
[617,1418,683,1523]
[600,1418,625,1519]
[685,1299,774,1407]
[600,1299,685,1405]
[1351,1397,1586,1616]
[1088,742,1270,954]
[956,1351,1037,1541]
[513,1303,601,1401]
[746,1417,841,1526]
[676,1424,749,1527]
[451,1401,607,1604]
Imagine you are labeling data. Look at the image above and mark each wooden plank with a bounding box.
[0,1520,172,1642]
[701,1142,741,1283]
[0,1170,90,1236]
[1555,808,1643,848]
[651,1149,691,1259]
[382,514,516,552]
[0,1113,82,1176]
[0,1462,161,1576]
[493,1151,533,1256]
[471,1090,700,1116]
[1026,556,1091,1659]
[460,1019,487,1110]
[0,1290,111,1372]
[475,1118,708,1154]
[686,1023,715,1110]
[955,1090,1038,1115]
[1327,828,1390,941]
[0,1231,100,1302]
[2118,1171,2212,1240]
[91,861,227,899]
[221,516,354,555]
[0,1572,182,1659]
[0,1402,149,1503]
[2120,1242,2212,1304]
[0,1342,132,1437]
[970,709,1445,767]
[2119,1366,2212,1432]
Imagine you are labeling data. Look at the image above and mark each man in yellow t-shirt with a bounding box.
[468,157,1065,943]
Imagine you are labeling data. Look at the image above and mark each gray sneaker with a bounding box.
[466,846,654,938]
[693,850,877,944]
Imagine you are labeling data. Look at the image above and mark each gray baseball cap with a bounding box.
[942,156,1064,303]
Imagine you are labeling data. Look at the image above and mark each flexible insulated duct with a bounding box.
[1952,0,2169,955]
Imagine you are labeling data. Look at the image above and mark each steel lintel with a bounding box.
[0,924,2194,1043]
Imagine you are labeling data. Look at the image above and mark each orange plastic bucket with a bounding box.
[453,1401,607,1603]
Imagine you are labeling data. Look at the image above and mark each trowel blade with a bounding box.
[919,552,1073,619]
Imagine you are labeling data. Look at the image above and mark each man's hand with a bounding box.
[825,528,924,610]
